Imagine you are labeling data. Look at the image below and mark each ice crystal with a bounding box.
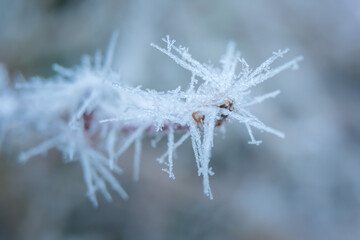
[0,34,302,205]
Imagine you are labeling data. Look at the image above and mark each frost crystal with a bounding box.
[0,34,302,204]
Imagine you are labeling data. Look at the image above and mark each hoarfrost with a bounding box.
[0,34,302,204]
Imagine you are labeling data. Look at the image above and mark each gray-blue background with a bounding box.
[1,0,359,239]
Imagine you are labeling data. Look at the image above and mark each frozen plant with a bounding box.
[0,34,302,205]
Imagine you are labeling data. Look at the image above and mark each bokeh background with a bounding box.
[1,0,360,239]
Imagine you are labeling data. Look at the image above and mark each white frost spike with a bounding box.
[107,129,117,170]
[80,153,98,206]
[162,126,175,179]
[199,109,218,199]
[90,153,129,201]
[19,136,63,163]
[116,126,147,158]
[243,90,281,107]
[157,132,190,164]
[52,64,73,77]
[245,123,262,146]
[104,31,119,72]
[189,122,203,176]
[133,138,142,181]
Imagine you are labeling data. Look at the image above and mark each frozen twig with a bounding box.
[0,34,302,204]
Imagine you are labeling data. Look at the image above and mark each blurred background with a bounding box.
[1,0,360,239]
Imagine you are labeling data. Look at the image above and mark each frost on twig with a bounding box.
[151,35,302,198]
[0,34,302,204]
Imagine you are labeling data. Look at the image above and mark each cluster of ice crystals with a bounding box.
[0,34,302,204]
[151,36,303,198]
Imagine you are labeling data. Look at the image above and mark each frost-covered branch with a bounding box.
[0,34,302,205]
